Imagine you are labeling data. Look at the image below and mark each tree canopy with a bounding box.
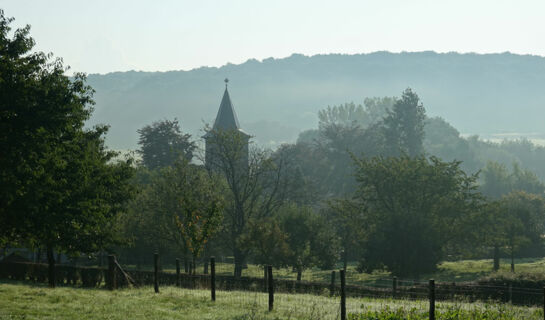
[0,11,135,286]
[137,118,196,170]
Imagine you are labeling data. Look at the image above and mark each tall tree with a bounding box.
[127,160,223,270]
[383,88,426,157]
[353,155,482,277]
[137,119,196,170]
[204,128,294,277]
[0,11,134,287]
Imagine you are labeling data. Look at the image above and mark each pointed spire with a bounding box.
[213,80,243,132]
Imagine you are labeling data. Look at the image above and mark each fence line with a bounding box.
[1,256,544,320]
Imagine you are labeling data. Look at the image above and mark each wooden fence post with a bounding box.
[393,276,397,298]
[264,267,268,292]
[268,265,274,312]
[107,255,116,291]
[154,253,159,293]
[330,271,336,296]
[211,257,216,301]
[340,269,346,320]
[176,258,181,287]
[429,279,435,320]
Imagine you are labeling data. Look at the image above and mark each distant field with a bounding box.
[0,280,541,319]
[133,257,545,286]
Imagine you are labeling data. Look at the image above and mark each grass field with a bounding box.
[147,257,545,286]
[0,280,541,320]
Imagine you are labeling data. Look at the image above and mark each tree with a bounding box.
[277,204,339,279]
[485,192,545,272]
[480,162,512,199]
[128,160,223,270]
[204,128,294,277]
[352,155,481,277]
[137,119,196,170]
[239,217,291,268]
[171,161,224,271]
[326,198,365,270]
[481,161,544,199]
[382,88,426,157]
[0,11,135,287]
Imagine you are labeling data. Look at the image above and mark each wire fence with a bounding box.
[1,253,544,320]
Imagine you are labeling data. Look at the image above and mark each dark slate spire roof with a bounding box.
[204,79,250,138]
[213,87,241,131]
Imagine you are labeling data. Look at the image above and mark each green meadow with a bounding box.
[0,280,541,320]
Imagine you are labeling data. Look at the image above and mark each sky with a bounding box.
[2,0,544,74]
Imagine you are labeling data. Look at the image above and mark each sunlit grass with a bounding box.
[0,280,542,320]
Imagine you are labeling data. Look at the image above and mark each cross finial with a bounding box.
[224,78,229,88]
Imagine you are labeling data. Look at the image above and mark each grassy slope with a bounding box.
[0,281,541,320]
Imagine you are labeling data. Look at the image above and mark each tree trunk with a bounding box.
[192,256,197,275]
[510,247,515,273]
[46,246,56,288]
[493,245,500,271]
[233,249,244,278]
[343,251,348,270]
[296,267,302,281]
[204,260,209,274]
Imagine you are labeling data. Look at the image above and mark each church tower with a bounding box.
[204,79,250,170]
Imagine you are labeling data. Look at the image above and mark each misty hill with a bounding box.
[86,51,545,150]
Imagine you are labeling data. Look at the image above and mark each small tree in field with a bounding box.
[137,160,224,270]
[486,192,545,272]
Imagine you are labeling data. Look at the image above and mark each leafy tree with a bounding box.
[204,128,295,277]
[242,204,339,279]
[484,192,545,272]
[129,160,223,270]
[481,161,544,199]
[326,198,365,270]
[317,97,394,129]
[480,162,513,199]
[423,117,480,174]
[353,155,481,277]
[0,11,135,287]
[239,217,291,268]
[383,88,426,157]
[137,119,196,170]
[277,204,339,280]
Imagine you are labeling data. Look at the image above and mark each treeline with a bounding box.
[2,10,545,285]
[119,89,545,278]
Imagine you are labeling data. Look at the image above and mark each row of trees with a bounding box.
[123,87,545,278]
[2,9,544,282]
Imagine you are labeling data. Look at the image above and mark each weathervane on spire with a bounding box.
[224,78,229,88]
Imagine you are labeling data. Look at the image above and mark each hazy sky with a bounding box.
[2,0,544,74]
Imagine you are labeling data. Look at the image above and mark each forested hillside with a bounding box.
[86,51,545,150]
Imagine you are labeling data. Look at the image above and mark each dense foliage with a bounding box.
[0,11,134,286]
[352,155,482,276]
[137,118,196,169]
